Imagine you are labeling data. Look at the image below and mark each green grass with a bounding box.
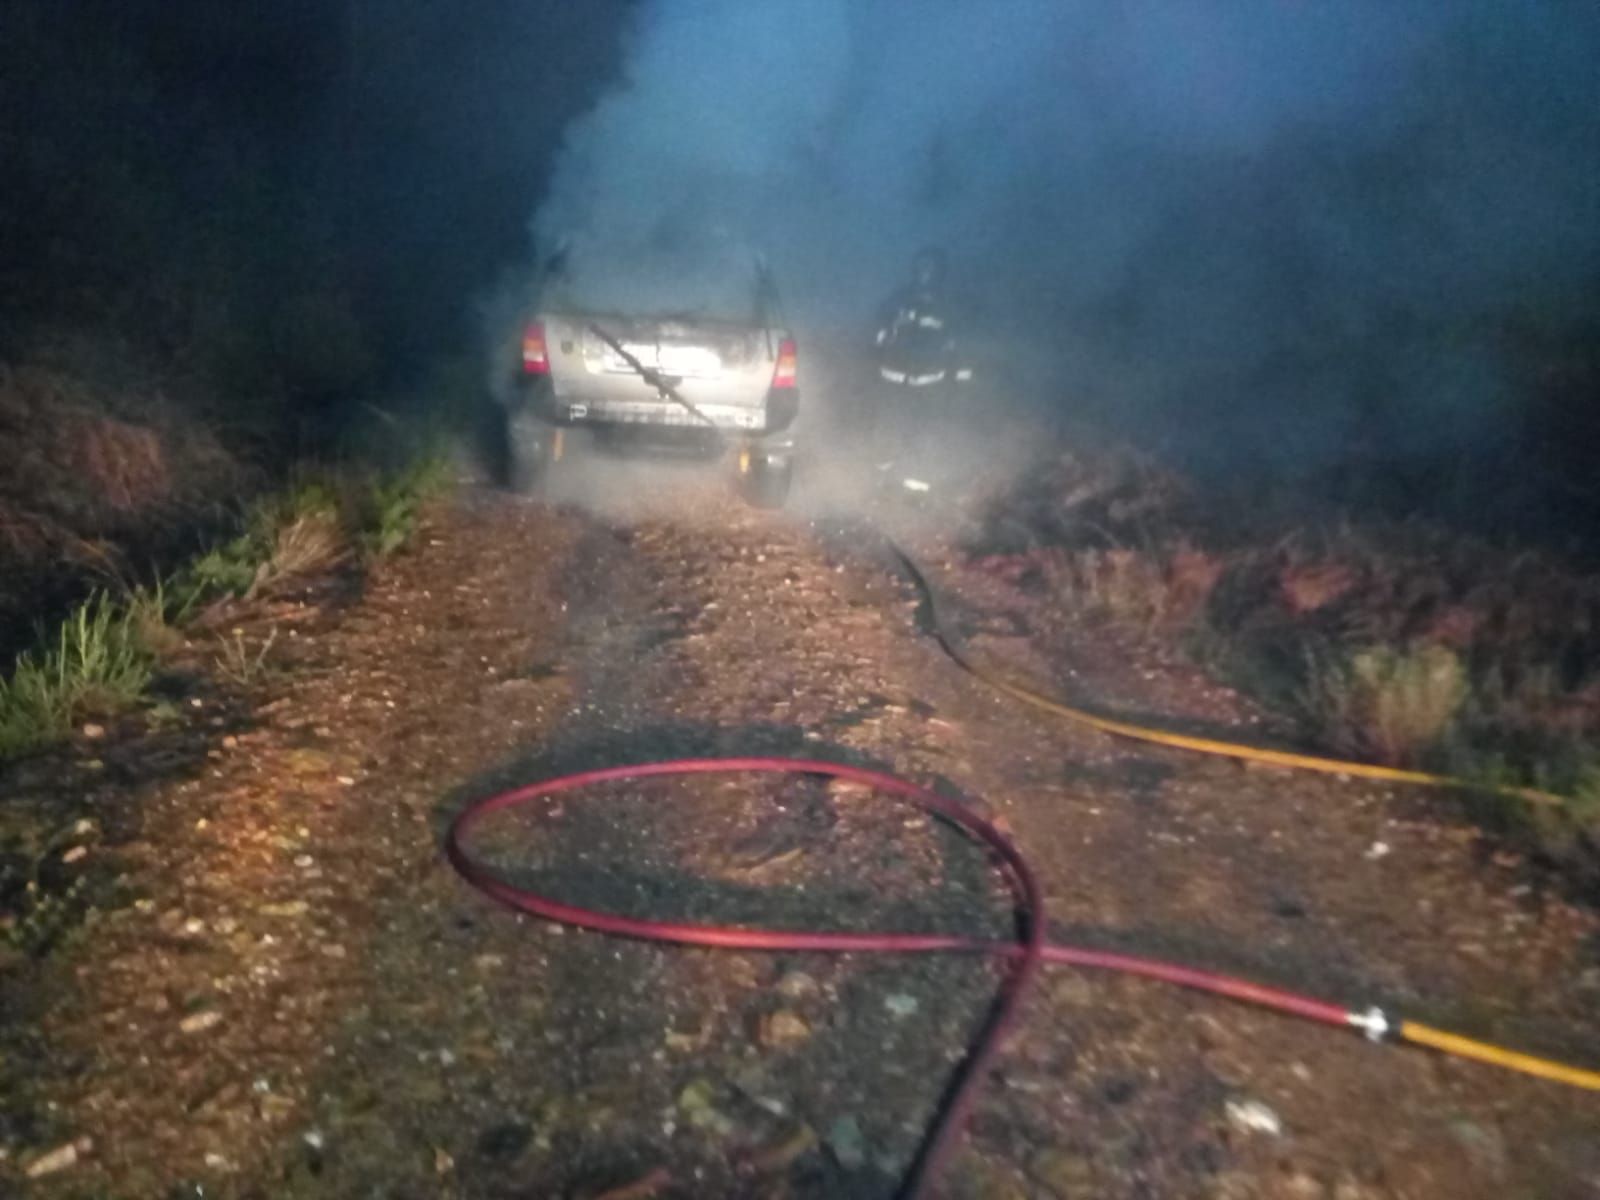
[1,440,452,761]
[1295,642,1468,766]
[0,593,154,757]
[1570,764,1600,824]
[363,454,451,560]
[171,530,264,611]
[167,454,452,604]
[167,473,347,611]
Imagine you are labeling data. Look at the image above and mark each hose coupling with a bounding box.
[1349,1006,1391,1042]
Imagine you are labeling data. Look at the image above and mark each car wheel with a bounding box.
[738,450,792,509]
[507,411,561,494]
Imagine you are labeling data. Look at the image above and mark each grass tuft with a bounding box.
[354,454,452,562]
[0,593,154,757]
[1297,643,1468,766]
[973,441,1600,837]
[214,627,279,686]
[2,439,450,760]
[266,509,345,582]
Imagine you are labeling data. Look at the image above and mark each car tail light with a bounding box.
[521,322,550,375]
[771,337,797,389]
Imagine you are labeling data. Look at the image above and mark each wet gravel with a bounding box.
[2,469,1597,1198]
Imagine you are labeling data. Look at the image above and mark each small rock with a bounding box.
[285,748,333,775]
[81,723,106,740]
[1049,974,1096,1007]
[748,1093,788,1118]
[825,1115,867,1171]
[26,1141,83,1178]
[434,1146,454,1174]
[1225,1098,1282,1137]
[883,993,919,1019]
[775,970,820,1000]
[732,1066,788,1116]
[61,846,88,864]
[180,1010,224,1034]
[756,1009,812,1048]
[1364,841,1391,861]
[825,778,875,801]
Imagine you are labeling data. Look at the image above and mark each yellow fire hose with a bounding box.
[895,549,1565,808]
[894,546,1600,1091]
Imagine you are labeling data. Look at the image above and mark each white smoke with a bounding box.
[529,0,1600,473]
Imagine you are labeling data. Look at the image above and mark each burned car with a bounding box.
[502,232,800,507]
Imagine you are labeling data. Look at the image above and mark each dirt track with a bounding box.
[3,466,1599,1199]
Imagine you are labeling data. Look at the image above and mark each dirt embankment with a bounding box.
[2,473,1597,1198]
[0,364,247,660]
[964,445,1600,867]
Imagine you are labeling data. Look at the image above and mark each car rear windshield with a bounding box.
[543,237,763,323]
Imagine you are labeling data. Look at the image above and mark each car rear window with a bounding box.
[543,235,763,322]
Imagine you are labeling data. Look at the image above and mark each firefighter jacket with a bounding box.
[874,283,960,386]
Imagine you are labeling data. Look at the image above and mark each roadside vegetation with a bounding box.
[0,452,452,762]
[0,1,617,693]
[967,443,1600,860]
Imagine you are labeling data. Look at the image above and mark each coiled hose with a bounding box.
[445,518,1598,1198]
[449,757,1599,1200]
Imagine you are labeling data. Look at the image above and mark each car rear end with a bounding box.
[519,313,798,447]
[506,237,800,504]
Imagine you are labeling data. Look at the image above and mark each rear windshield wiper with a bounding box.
[587,321,720,432]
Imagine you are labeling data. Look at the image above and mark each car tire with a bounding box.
[506,410,560,495]
[739,453,792,509]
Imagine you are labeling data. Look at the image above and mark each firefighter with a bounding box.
[865,246,972,459]
[875,247,959,384]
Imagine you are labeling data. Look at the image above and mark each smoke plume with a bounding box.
[532,1,1600,482]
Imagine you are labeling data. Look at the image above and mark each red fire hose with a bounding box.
[447,756,1548,1199]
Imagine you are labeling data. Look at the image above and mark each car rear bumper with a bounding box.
[516,376,798,440]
